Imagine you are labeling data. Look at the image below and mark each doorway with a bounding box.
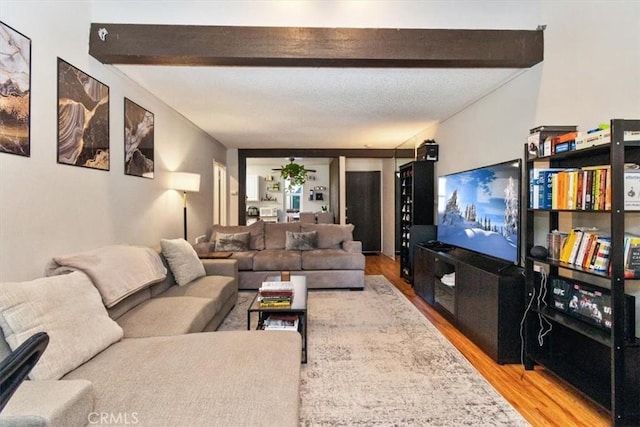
[346,171,381,253]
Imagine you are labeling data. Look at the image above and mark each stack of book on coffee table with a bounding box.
[258,280,294,308]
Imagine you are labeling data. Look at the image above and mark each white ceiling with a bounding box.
[95,1,540,150]
[116,65,522,149]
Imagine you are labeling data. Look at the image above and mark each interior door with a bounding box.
[346,171,381,253]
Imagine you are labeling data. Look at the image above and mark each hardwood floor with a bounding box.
[365,253,611,427]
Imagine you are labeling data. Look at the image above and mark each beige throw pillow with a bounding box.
[160,238,206,286]
[0,272,124,380]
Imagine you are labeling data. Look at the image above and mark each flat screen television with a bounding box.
[437,159,522,264]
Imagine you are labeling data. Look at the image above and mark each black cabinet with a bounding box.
[523,119,640,425]
[414,244,525,364]
[399,161,435,282]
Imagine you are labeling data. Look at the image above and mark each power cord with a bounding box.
[519,266,553,380]
[537,268,553,346]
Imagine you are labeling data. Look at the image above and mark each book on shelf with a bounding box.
[529,168,562,209]
[558,228,605,268]
[623,233,640,278]
[591,236,611,272]
[528,125,577,158]
[559,229,580,263]
[531,166,612,211]
[624,170,640,210]
[574,231,596,266]
[551,131,580,154]
[567,229,585,264]
[547,230,569,261]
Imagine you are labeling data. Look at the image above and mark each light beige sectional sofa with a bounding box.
[0,240,301,427]
[196,221,365,290]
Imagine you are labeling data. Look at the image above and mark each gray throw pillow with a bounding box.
[215,232,250,252]
[285,231,318,251]
[160,238,206,286]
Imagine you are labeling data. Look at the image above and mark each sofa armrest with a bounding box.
[192,241,214,254]
[343,241,362,254]
[202,259,238,282]
[0,380,93,427]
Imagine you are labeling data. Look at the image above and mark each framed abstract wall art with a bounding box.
[0,21,31,157]
[57,57,110,170]
[124,98,154,178]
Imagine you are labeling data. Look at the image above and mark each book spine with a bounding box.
[568,230,584,264]
[576,171,584,210]
[592,238,611,272]
[574,232,591,266]
[587,241,601,269]
[585,170,594,210]
[560,230,578,263]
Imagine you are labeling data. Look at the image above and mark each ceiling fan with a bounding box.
[272,157,317,173]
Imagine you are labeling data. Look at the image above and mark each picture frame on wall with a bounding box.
[0,21,31,157]
[57,57,110,170]
[124,98,154,179]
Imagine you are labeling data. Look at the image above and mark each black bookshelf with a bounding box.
[398,161,435,283]
[523,119,640,425]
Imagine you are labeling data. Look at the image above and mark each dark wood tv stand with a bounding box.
[413,244,525,364]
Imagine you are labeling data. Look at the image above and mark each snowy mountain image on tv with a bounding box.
[437,160,521,263]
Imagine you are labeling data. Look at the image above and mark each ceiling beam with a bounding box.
[89,24,543,68]
[239,148,414,159]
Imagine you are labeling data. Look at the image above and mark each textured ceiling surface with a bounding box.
[116,65,521,149]
[95,1,539,150]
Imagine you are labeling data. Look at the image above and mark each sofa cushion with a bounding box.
[148,252,178,297]
[160,238,206,286]
[63,332,301,427]
[301,224,355,249]
[253,249,302,271]
[301,249,366,270]
[209,221,265,250]
[0,380,93,427]
[0,272,123,380]
[285,230,318,251]
[265,223,301,249]
[160,275,237,313]
[115,296,218,338]
[107,287,152,320]
[46,245,167,308]
[215,231,251,252]
[231,251,258,271]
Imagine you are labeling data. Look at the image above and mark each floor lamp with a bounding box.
[170,172,201,241]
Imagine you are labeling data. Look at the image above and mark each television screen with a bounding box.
[437,159,522,264]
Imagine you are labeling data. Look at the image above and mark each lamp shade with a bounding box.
[171,172,200,192]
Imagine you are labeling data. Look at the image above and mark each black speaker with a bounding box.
[530,245,548,259]
[417,140,438,162]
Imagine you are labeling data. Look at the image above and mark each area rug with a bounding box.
[219,276,530,426]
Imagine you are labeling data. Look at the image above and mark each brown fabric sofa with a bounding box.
[196,221,365,290]
[0,244,301,427]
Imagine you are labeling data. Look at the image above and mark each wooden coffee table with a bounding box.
[247,275,308,363]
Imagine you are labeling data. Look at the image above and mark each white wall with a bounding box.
[407,2,640,176]
[418,2,640,334]
[0,1,227,281]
